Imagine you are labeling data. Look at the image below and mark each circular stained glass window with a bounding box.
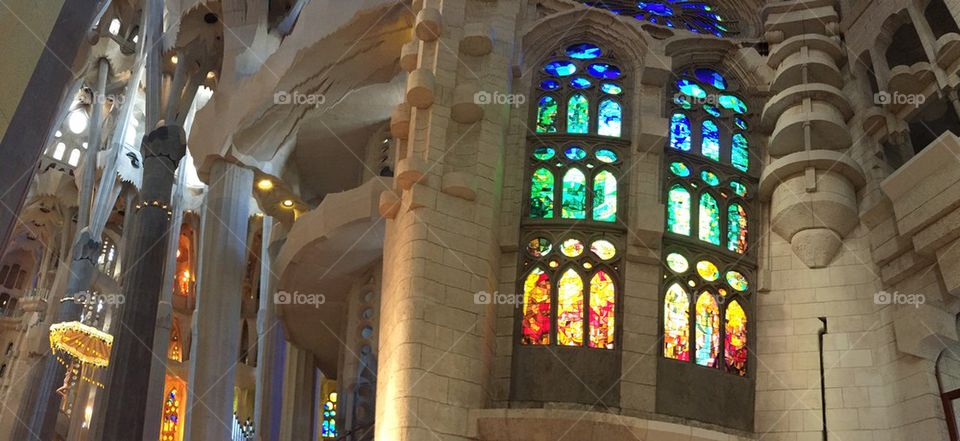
[590,240,616,260]
[527,237,552,257]
[533,146,555,160]
[566,42,602,59]
[718,95,748,114]
[601,83,622,95]
[545,60,577,77]
[570,77,592,89]
[565,146,587,160]
[670,162,691,177]
[560,239,584,257]
[696,260,719,281]
[587,63,622,79]
[694,68,728,90]
[726,271,748,291]
[666,252,689,273]
[540,79,561,91]
[595,149,618,163]
[677,79,707,99]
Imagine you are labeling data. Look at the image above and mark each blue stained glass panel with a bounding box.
[671,113,691,151]
[677,79,707,99]
[718,95,748,114]
[587,63,622,79]
[540,79,561,91]
[565,146,587,160]
[638,2,674,16]
[704,104,721,117]
[598,99,622,137]
[674,95,692,110]
[545,60,577,77]
[570,77,592,89]
[734,117,748,130]
[701,120,720,161]
[566,43,602,59]
[694,68,728,90]
[562,168,587,219]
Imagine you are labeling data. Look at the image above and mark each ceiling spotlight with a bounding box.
[281,200,294,208]
[171,55,178,64]
[206,71,216,80]
[55,130,62,138]
[257,179,274,191]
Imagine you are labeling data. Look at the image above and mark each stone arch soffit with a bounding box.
[522,6,653,78]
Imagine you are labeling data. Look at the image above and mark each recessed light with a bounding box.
[281,200,294,208]
[257,179,274,191]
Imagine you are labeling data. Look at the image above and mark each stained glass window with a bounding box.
[322,391,338,438]
[598,99,622,137]
[562,169,587,219]
[695,292,720,367]
[589,271,616,348]
[518,41,626,356]
[578,1,738,37]
[557,269,584,346]
[701,120,720,161]
[671,113,691,151]
[521,268,551,345]
[664,283,690,361]
[530,168,554,218]
[668,185,691,235]
[537,96,558,133]
[567,94,590,133]
[699,193,720,245]
[725,300,747,376]
[593,171,617,222]
[727,203,747,254]
[160,386,183,441]
[661,67,754,378]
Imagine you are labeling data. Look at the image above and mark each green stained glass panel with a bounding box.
[561,168,587,219]
[669,161,691,177]
[727,203,748,254]
[732,133,749,172]
[533,146,555,160]
[593,170,617,222]
[536,96,558,133]
[730,181,747,197]
[701,170,719,186]
[668,185,691,235]
[567,94,589,134]
[530,168,554,218]
[698,192,720,245]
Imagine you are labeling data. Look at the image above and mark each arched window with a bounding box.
[661,67,754,378]
[168,319,183,362]
[513,41,628,405]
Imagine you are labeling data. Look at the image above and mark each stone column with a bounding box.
[99,125,186,440]
[185,159,253,441]
[253,216,285,441]
[278,343,316,441]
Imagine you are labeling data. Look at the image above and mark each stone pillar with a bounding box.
[99,126,186,440]
[278,343,316,441]
[254,216,284,441]
[759,2,866,268]
[185,159,253,441]
[13,230,100,441]
[375,0,519,439]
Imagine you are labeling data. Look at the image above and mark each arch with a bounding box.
[925,0,960,39]
[521,267,551,345]
[530,168,555,219]
[592,170,617,222]
[724,300,748,376]
[556,267,584,347]
[588,270,616,349]
[597,98,622,137]
[698,192,720,245]
[663,283,690,361]
[168,318,183,362]
[727,202,748,254]
[667,184,691,235]
[561,168,587,219]
[883,13,928,68]
[695,291,720,367]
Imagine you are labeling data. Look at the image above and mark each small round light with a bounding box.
[281,200,294,208]
[171,55,179,64]
[257,179,274,191]
[206,71,216,80]
[68,110,89,134]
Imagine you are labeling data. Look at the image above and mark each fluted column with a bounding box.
[100,126,186,440]
[278,343,316,441]
[185,159,253,441]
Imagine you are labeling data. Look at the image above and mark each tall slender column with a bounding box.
[253,216,284,441]
[100,126,186,440]
[185,159,253,441]
[278,343,316,441]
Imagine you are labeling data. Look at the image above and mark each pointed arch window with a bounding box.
[661,67,754,378]
[516,41,628,356]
